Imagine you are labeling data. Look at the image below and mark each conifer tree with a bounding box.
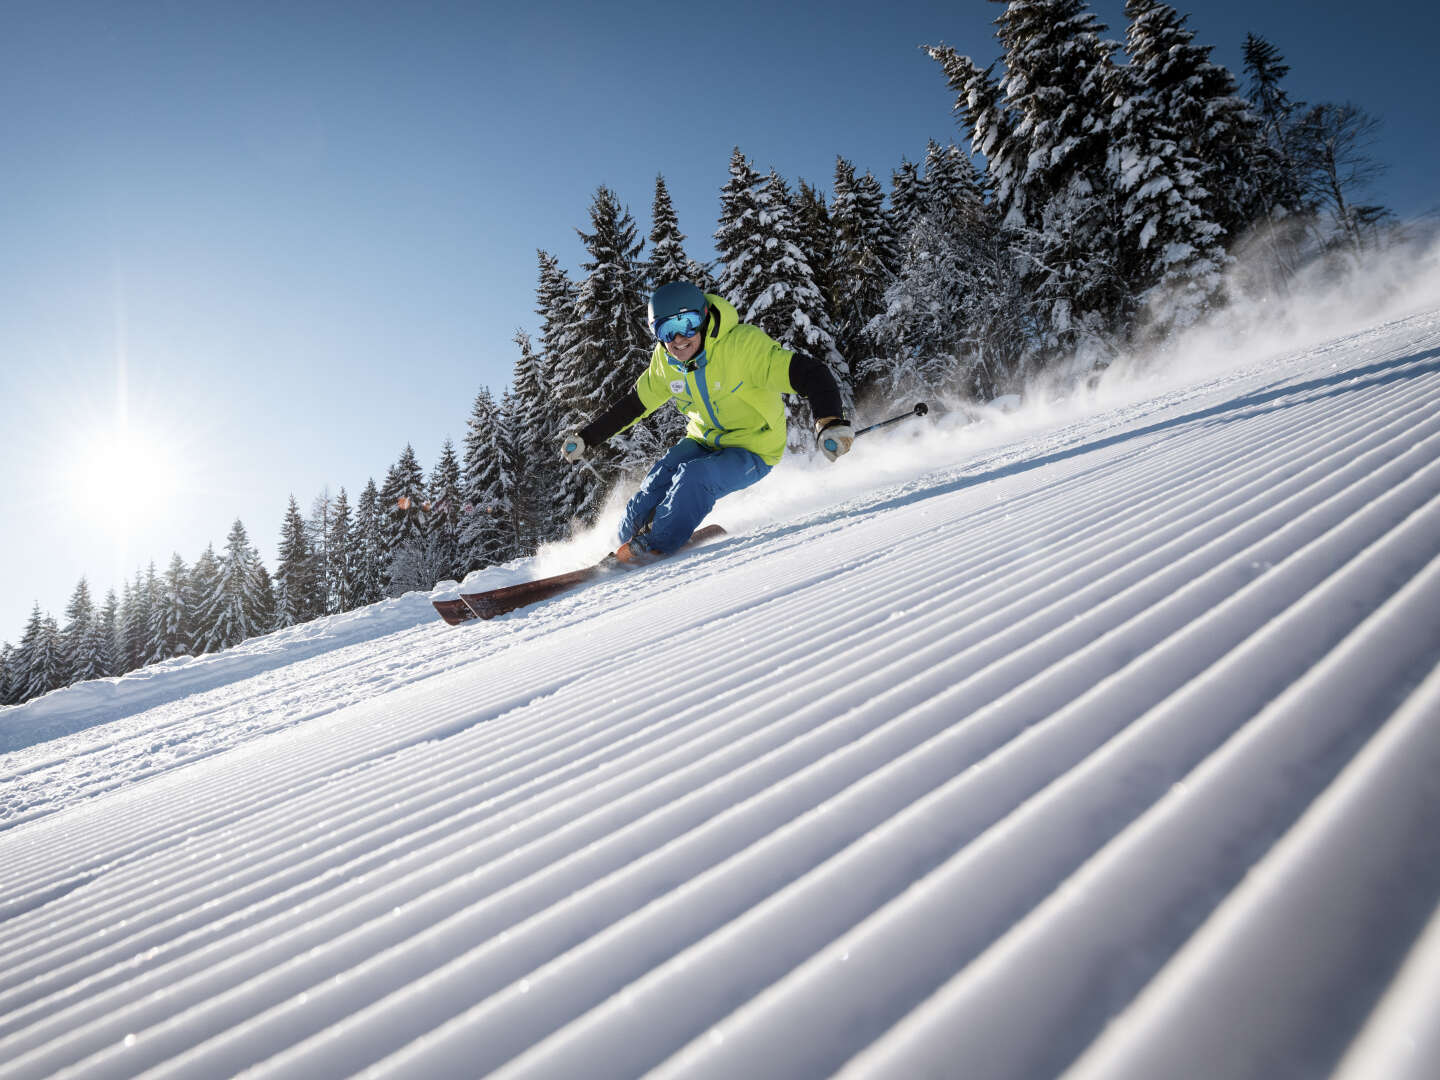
[715,148,768,314]
[535,250,582,382]
[253,561,276,632]
[61,577,97,685]
[188,546,222,652]
[498,389,525,552]
[382,445,439,596]
[930,2,1125,357]
[119,566,158,672]
[553,186,657,526]
[274,495,317,628]
[1242,33,1304,189]
[461,387,516,569]
[98,588,121,678]
[830,157,900,400]
[146,554,193,662]
[15,605,62,703]
[1123,0,1269,240]
[379,445,429,570]
[198,520,266,652]
[530,251,583,542]
[115,577,138,673]
[428,437,466,579]
[353,479,387,606]
[922,141,988,232]
[325,487,358,613]
[646,174,713,292]
[871,141,1026,400]
[307,490,334,614]
[1105,39,1228,333]
[1238,33,1321,287]
[889,157,930,238]
[506,330,562,550]
[793,179,838,320]
[0,641,16,706]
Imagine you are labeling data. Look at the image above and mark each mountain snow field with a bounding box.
[3,297,1440,1078]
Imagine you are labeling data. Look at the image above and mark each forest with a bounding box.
[2,0,1401,706]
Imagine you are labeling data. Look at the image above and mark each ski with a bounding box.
[433,523,727,625]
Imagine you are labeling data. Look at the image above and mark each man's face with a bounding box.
[664,323,705,365]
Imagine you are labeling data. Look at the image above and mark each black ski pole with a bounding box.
[855,401,929,438]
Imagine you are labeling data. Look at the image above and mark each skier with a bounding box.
[561,281,854,563]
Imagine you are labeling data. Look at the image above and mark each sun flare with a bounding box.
[66,426,184,533]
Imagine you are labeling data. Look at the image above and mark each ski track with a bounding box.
[1,311,1439,1078]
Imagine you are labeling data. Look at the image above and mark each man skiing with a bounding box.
[561,281,853,563]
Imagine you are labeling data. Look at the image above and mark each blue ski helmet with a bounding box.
[648,281,708,335]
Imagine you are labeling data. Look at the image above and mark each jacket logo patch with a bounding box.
[670,379,686,395]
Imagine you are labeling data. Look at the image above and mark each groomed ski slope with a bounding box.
[2,304,1440,1079]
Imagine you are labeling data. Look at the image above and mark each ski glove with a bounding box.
[816,418,855,462]
[560,433,586,462]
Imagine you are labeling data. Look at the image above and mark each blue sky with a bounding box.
[2,0,1436,643]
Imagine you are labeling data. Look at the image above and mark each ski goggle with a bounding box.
[653,309,705,344]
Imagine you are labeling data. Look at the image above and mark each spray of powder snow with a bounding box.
[451,233,1440,593]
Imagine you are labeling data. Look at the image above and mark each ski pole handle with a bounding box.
[855,402,929,438]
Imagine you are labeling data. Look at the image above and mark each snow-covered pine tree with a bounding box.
[535,250,582,382]
[60,577,97,686]
[498,389,525,553]
[870,139,1028,401]
[646,174,714,293]
[353,479,386,606]
[188,545,221,653]
[306,490,333,615]
[931,1,1126,359]
[922,141,987,232]
[273,495,317,629]
[117,571,143,673]
[1105,46,1228,336]
[830,157,900,402]
[382,445,435,597]
[715,147,767,316]
[379,445,429,573]
[146,554,192,663]
[506,330,561,551]
[325,487,358,613]
[1122,0,1269,241]
[889,157,930,238]
[198,520,266,653]
[253,562,276,632]
[553,186,658,527]
[97,588,120,678]
[115,576,138,674]
[0,641,16,706]
[529,244,590,532]
[793,179,838,317]
[461,387,515,570]
[15,605,63,703]
[428,437,466,580]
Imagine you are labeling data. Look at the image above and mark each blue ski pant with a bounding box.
[620,439,772,553]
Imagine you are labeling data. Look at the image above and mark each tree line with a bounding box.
[3,0,1397,707]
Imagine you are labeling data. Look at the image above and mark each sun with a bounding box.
[65,425,184,534]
